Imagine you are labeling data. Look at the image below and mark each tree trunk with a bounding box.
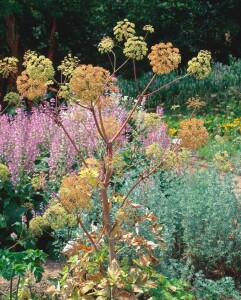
[48,17,57,61]
[5,15,19,58]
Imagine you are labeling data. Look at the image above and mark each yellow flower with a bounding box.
[113,19,136,42]
[123,36,148,60]
[169,128,177,135]
[146,142,165,161]
[187,50,211,79]
[148,42,181,75]
[143,113,163,129]
[59,175,92,212]
[98,36,115,54]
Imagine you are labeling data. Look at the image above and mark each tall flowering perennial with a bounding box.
[57,53,80,78]
[22,50,55,83]
[3,92,21,107]
[143,25,154,33]
[2,18,212,298]
[16,70,47,101]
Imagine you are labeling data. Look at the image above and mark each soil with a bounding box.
[0,259,64,299]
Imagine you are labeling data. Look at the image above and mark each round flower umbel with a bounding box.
[0,164,10,182]
[17,70,46,101]
[0,57,18,78]
[178,118,209,150]
[123,36,148,60]
[59,175,93,212]
[143,25,154,33]
[113,19,136,42]
[148,42,181,75]
[3,92,21,107]
[69,64,118,107]
[57,53,80,78]
[187,50,211,79]
[98,36,115,54]
[23,50,55,84]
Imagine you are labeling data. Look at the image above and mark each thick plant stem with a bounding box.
[101,187,116,263]
[111,74,156,143]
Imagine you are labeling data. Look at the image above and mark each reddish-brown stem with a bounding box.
[101,187,116,263]
[90,103,108,144]
[120,144,180,208]
[111,74,156,143]
[37,99,88,168]
[98,107,109,141]
[57,121,88,168]
[104,143,113,186]
[133,59,140,95]
[145,74,189,97]
[77,214,99,253]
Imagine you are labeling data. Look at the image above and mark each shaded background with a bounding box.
[0,0,241,100]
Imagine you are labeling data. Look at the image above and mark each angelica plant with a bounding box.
[1,19,211,299]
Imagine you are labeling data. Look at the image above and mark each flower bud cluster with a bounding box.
[58,53,80,77]
[0,163,10,182]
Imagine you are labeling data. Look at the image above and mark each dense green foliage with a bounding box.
[119,56,241,113]
[0,0,241,64]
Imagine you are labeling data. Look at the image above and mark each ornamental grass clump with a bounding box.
[1,18,212,298]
